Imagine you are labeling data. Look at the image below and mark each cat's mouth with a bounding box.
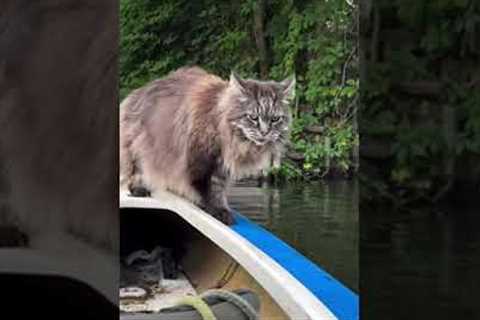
[234,127,275,147]
[250,136,273,147]
[253,138,267,146]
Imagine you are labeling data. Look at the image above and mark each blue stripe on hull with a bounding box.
[232,213,359,320]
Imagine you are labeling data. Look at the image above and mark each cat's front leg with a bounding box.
[189,154,234,225]
[195,174,234,225]
[127,159,151,197]
[209,173,235,225]
[207,173,234,225]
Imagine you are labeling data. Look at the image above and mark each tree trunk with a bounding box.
[253,0,269,79]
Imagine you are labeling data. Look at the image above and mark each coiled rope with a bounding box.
[177,296,217,320]
[176,289,259,320]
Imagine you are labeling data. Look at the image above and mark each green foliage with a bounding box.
[120,0,358,180]
[120,0,259,99]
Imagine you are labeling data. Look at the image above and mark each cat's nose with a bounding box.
[259,121,269,136]
[260,128,270,136]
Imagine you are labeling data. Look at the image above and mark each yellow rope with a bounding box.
[202,289,258,320]
[177,296,217,320]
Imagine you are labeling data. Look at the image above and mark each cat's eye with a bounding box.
[248,114,259,121]
[271,116,281,122]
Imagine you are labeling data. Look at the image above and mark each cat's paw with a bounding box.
[212,207,235,226]
[199,203,235,225]
[129,186,151,197]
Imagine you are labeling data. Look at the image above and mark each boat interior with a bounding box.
[120,206,290,320]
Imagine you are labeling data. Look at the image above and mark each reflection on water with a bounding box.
[361,205,480,319]
[227,180,358,293]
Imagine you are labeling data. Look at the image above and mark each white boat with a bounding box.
[119,191,358,320]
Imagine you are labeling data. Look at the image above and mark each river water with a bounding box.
[228,180,359,293]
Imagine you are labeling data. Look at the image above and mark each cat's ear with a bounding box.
[229,71,248,93]
[280,74,296,104]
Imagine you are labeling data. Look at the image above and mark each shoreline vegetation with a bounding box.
[120,0,359,182]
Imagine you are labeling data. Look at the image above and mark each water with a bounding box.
[228,180,480,317]
[227,180,358,293]
[361,204,480,319]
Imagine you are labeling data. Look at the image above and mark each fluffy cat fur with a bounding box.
[120,66,295,225]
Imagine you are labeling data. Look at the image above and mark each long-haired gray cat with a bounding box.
[120,66,295,225]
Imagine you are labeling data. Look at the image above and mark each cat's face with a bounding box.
[227,73,295,147]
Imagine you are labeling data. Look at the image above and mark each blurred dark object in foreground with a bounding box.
[0,0,118,317]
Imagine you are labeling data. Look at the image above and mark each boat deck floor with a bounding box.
[119,246,196,313]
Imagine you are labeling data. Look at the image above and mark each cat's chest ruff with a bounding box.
[236,143,265,161]
[222,141,271,179]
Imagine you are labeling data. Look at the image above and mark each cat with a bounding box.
[119,66,295,225]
